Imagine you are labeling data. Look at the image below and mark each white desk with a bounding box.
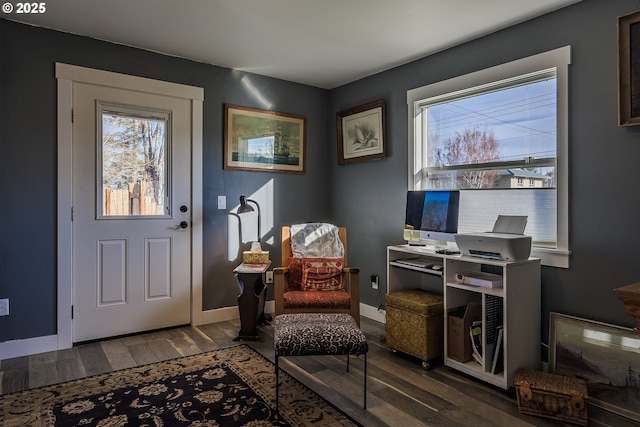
[387,244,540,389]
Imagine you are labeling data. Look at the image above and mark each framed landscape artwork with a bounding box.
[618,10,640,126]
[549,312,640,421]
[224,104,306,173]
[336,99,386,164]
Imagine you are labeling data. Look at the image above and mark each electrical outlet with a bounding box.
[371,275,379,290]
[0,298,9,316]
[265,271,274,284]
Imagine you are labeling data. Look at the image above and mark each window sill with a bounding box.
[532,247,570,268]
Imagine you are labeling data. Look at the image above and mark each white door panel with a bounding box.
[72,83,191,342]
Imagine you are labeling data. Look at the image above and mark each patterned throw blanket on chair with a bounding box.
[290,223,344,258]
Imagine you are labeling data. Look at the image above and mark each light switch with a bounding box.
[218,196,226,209]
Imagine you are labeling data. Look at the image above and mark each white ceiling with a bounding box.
[6,0,581,89]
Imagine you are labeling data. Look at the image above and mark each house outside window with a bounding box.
[407,46,571,267]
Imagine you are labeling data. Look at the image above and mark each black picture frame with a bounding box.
[336,99,386,164]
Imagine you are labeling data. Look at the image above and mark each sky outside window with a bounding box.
[426,79,557,165]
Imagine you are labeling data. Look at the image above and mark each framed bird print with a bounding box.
[336,99,386,164]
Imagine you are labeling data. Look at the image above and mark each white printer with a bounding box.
[454,215,532,262]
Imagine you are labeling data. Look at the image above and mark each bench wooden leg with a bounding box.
[275,354,280,414]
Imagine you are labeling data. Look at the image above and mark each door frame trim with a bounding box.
[56,63,204,349]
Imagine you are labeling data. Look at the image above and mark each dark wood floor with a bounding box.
[0,317,636,427]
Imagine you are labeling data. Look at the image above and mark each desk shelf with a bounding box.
[389,261,443,276]
[387,245,540,389]
[445,282,504,297]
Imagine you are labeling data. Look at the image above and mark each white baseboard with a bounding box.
[5,301,378,360]
[265,301,275,316]
[0,334,59,360]
[199,302,385,325]
[0,305,246,360]
[360,303,386,324]
[198,305,239,324]
[197,301,275,325]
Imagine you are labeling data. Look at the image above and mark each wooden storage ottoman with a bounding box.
[385,289,444,368]
[515,369,588,426]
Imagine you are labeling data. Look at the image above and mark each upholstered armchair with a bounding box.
[273,224,360,326]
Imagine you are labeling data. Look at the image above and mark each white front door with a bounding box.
[72,82,192,342]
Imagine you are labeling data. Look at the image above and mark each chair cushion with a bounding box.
[290,223,344,258]
[287,257,303,290]
[274,313,368,356]
[301,257,344,291]
[283,290,351,309]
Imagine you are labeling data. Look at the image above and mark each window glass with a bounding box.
[407,47,571,267]
[416,71,556,190]
[99,105,170,217]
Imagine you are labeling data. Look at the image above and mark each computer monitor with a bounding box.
[404,190,460,247]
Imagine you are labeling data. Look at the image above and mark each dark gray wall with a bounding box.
[2,0,639,352]
[0,19,329,342]
[329,0,640,350]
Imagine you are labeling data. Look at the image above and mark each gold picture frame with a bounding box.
[618,10,640,126]
[224,104,306,173]
[336,99,386,164]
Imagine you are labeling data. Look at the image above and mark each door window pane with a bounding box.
[99,106,170,217]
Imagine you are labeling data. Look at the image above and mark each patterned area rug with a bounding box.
[0,344,361,426]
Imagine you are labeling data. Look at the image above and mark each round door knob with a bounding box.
[179,221,189,229]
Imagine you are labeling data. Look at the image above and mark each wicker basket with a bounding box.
[515,369,588,426]
[385,289,443,363]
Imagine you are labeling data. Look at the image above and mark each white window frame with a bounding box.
[407,46,571,268]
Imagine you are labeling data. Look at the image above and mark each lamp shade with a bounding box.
[237,194,261,243]
[238,195,255,214]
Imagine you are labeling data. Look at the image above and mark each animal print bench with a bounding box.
[273,313,368,411]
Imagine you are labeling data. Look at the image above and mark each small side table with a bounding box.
[233,262,271,341]
[614,282,640,331]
